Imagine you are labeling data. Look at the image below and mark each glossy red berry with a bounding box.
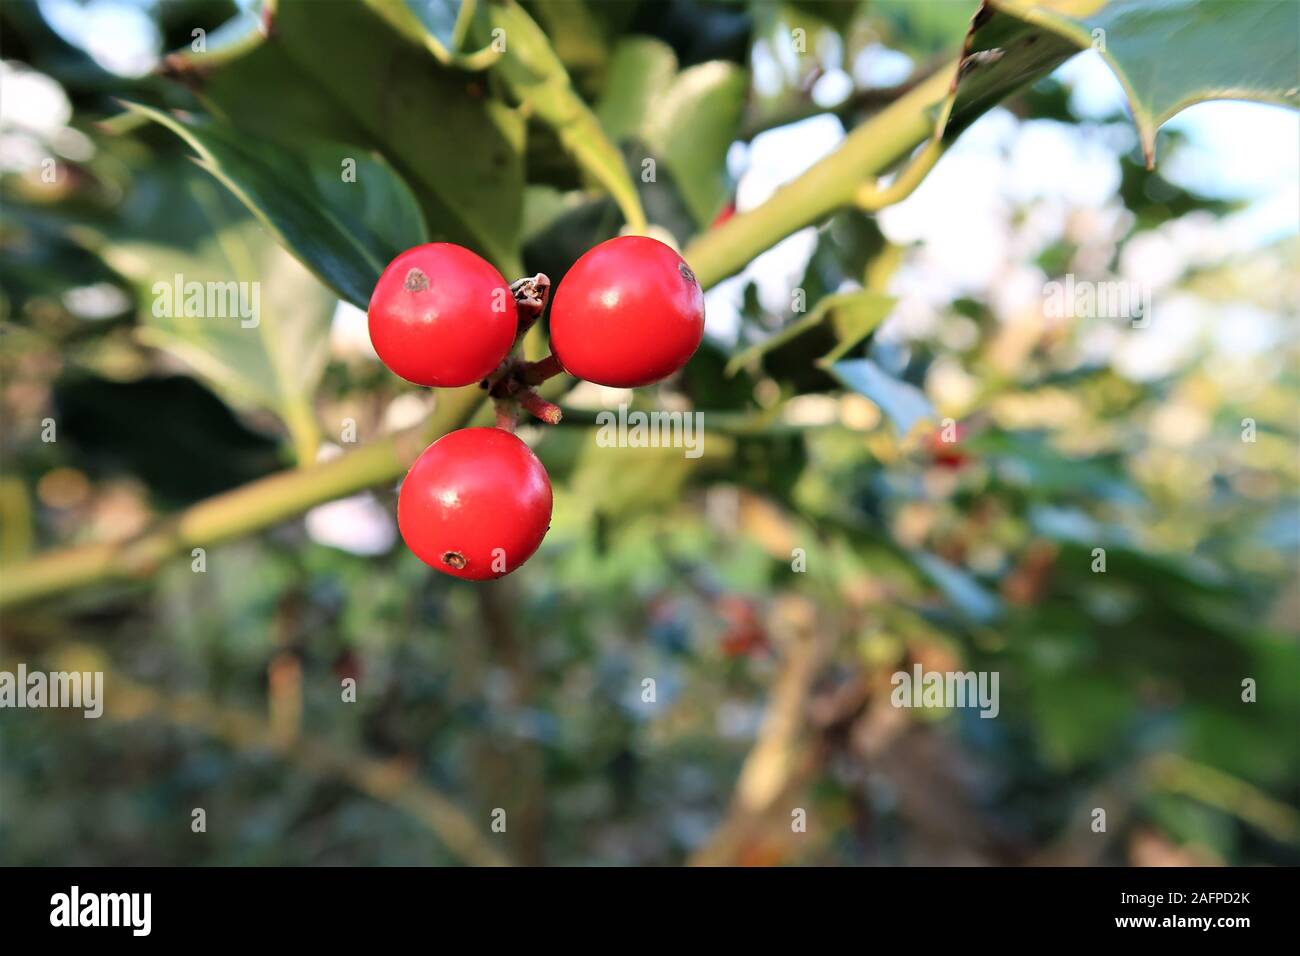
[368,243,517,387]
[549,235,705,387]
[397,428,552,580]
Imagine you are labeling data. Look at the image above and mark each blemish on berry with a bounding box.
[678,262,697,285]
[441,551,467,570]
[404,268,430,292]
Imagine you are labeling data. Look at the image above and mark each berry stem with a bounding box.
[518,389,563,425]
[522,353,565,385]
[494,398,519,432]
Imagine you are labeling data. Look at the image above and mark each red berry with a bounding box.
[926,422,971,470]
[397,428,552,580]
[549,235,705,387]
[716,595,767,658]
[368,243,517,387]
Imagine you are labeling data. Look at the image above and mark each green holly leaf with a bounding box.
[164,0,525,275]
[478,0,647,232]
[941,0,1300,165]
[725,290,896,376]
[363,0,502,69]
[597,37,747,228]
[819,291,899,365]
[123,103,427,309]
[644,61,749,227]
[596,38,679,144]
[92,167,332,464]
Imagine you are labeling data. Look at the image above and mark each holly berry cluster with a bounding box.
[367,236,706,580]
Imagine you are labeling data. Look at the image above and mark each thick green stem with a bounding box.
[856,137,947,211]
[0,386,482,612]
[681,62,955,289]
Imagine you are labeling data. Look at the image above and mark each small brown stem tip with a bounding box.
[518,389,562,426]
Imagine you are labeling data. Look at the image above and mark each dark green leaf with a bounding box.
[171,0,525,274]
[124,103,427,308]
[942,0,1300,165]
[726,290,895,376]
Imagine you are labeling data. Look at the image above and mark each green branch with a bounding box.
[682,62,955,288]
[0,386,482,612]
[0,62,959,614]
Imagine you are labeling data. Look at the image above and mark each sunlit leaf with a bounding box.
[644,62,748,227]
[363,0,502,69]
[473,0,646,232]
[95,169,332,463]
[595,38,679,143]
[596,38,747,227]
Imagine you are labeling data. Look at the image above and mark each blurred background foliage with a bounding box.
[0,0,1297,866]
